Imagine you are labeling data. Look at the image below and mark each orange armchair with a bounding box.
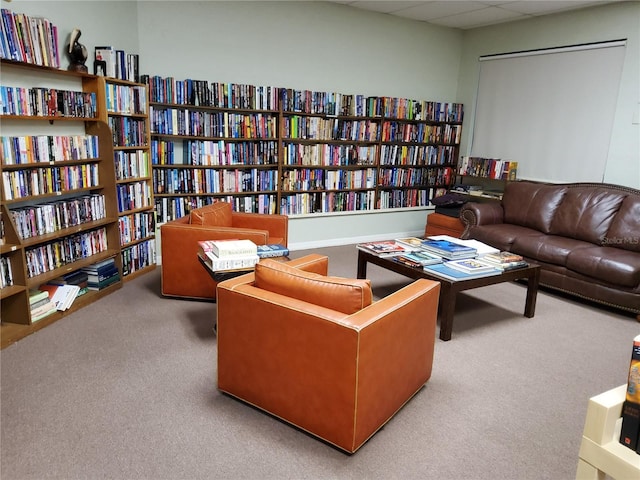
[216,254,440,453]
[160,202,288,300]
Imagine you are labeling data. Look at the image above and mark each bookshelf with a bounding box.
[142,76,463,220]
[451,155,518,201]
[0,59,122,347]
[145,77,281,222]
[97,77,156,280]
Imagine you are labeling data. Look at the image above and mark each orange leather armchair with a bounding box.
[216,254,440,453]
[160,202,288,300]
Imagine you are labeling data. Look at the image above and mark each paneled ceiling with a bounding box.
[328,1,622,29]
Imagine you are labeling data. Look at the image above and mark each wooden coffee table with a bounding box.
[357,249,540,341]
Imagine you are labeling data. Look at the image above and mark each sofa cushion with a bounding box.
[605,195,640,253]
[190,202,233,226]
[566,246,640,288]
[549,188,625,245]
[469,224,542,252]
[512,235,594,267]
[502,182,567,233]
[254,259,372,315]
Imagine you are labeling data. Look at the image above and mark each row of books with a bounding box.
[379,144,458,167]
[107,117,148,148]
[280,190,376,215]
[150,107,278,139]
[182,140,279,166]
[24,227,108,278]
[94,46,139,83]
[152,168,278,195]
[357,235,529,281]
[153,194,278,223]
[0,9,60,67]
[281,168,376,192]
[283,117,380,142]
[142,75,463,123]
[118,211,155,245]
[114,150,151,181]
[380,122,461,145]
[198,239,289,272]
[116,181,153,213]
[0,86,97,118]
[2,164,100,200]
[283,143,376,167]
[10,194,106,241]
[458,156,518,181]
[121,240,155,276]
[378,167,452,188]
[0,135,100,165]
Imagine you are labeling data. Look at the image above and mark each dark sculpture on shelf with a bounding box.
[67,28,88,73]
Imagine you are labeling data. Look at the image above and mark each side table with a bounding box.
[576,384,640,479]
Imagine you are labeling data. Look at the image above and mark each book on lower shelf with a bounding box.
[620,334,640,451]
[356,240,412,257]
[423,262,502,281]
[256,244,289,258]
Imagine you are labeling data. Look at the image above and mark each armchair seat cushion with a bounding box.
[255,259,372,314]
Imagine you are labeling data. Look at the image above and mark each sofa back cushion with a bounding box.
[604,195,640,252]
[190,202,233,226]
[254,259,372,315]
[549,188,625,245]
[503,182,567,233]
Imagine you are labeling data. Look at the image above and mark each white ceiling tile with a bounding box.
[391,1,489,21]
[347,1,425,14]
[498,1,610,15]
[432,6,526,28]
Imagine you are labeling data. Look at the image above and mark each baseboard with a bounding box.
[288,230,425,251]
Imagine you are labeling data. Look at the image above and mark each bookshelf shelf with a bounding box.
[98,77,156,280]
[0,59,123,342]
[141,77,462,218]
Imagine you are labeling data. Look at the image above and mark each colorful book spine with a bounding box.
[620,334,640,450]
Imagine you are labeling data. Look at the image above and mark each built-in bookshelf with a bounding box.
[452,155,518,201]
[142,75,464,221]
[97,77,156,280]
[0,59,123,347]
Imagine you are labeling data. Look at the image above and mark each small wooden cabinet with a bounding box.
[424,212,464,238]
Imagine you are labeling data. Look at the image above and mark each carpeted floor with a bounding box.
[1,244,638,480]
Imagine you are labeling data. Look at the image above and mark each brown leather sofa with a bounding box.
[460,181,640,315]
[160,202,288,300]
[216,254,441,453]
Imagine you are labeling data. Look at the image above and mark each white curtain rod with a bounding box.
[479,39,627,61]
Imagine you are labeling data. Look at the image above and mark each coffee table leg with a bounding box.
[524,268,540,318]
[438,285,456,341]
[357,251,367,279]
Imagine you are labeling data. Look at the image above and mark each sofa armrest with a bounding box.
[232,212,289,247]
[460,202,505,239]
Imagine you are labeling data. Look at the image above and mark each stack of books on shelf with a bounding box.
[81,258,120,291]
[28,288,56,322]
[39,283,81,311]
[198,239,260,272]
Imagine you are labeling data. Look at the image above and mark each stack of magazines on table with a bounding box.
[198,239,289,272]
[357,235,528,281]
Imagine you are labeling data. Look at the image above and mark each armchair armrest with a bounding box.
[460,201,505,239]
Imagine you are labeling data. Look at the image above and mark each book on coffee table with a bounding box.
[446,258,500,274]
[423,262,502,281]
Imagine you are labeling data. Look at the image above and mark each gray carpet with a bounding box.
[1,244,638,480]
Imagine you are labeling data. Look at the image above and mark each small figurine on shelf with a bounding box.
[67,28,88,73]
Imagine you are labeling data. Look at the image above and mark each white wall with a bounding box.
[456,1,640,189]
[5,1,639,248]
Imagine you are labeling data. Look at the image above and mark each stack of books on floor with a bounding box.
[28,288,57,322]
[81,257,120,291]
[198,239,260,272]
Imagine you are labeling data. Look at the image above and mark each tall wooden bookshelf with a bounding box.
[0,59,123,348]
[142,76,463,221]
[97,77,156,280]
